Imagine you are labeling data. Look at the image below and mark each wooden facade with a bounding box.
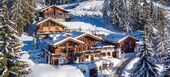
[47,33,102,65]
[36,17,67,33]
[50,38,86,64]
[38,5,69,19]
[77,34,102,50]
[119,36,137,53]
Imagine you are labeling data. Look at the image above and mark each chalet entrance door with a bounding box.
[67,48,75,64]
[112,52,117,57]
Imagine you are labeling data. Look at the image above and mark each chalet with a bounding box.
[37,5,70,21]
[43,31,102,65]
[104,34,138,54]
[35,17,68,34]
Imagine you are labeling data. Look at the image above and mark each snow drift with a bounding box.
[28,64,84,77]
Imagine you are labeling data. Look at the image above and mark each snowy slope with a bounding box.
[58,0,104,16]
[57,0,124,36]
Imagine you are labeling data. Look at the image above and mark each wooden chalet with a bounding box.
[43,31,102,65]
[38,5,70,21]
[104,34,137,54]
[35,17,68,34]
[118,36,137,53]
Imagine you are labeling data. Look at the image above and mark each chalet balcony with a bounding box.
[43,13,72,21]
[36,30,65,34]
[75,50,101,57]
[75,45,115,56]
[51,53,61,58]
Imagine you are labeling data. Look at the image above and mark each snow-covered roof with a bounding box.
[104,34,137,42]
[39,5,69,13]
[35,17,67,28]
[75,32,102,40]
[44,31,102,46]
[44,31,83,46]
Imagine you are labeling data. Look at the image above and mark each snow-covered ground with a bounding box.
[121,57,164,77]
[28,64,84,77]
[57,0,123,36]
[121,57,140,77]
[20,0,141,77]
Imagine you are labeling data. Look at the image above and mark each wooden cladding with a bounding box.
[119,37,136,53]
[77,35,100,50]
[48,33,102,65]
[37,20,65,32]
[40,5,68,18]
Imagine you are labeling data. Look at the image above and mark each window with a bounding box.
[85,55,89,59]
[99,66,102,70]
[83,70,86,73]
[95,54,98,57]
[50,21,56,26]
[107,52,110,56]
[61,48,66,53]
[102,53,106,56]
[43,22,48,26]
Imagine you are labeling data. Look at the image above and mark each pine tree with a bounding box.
[102,0,131,32]
[129,0,161,76]
[130,48,159,77]
[128,0,143,30]
[162,49,170,76]
[9,0,36,34]
[155,5,168,60]
[0,17,29,77]
[130,24,160,77]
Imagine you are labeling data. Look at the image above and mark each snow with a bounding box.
[103,58,121,67]
[121,57,164,77]
[19,0,143,77]
[75,58,121,77]
[121,57,140,77]
[19,34,33,41]
[58,0,104,17]
[19,51,35,66]
[28,64,84,77]
[43,31,85,46]
[36,17,67,28]
[74,1,103,11]
[44,31,101,46]
[57,0,119,36]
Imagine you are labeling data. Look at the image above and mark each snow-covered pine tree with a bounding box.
[155,0,170,76]
[161,49,170,76]
[128,0,143,30]
[154,3,168,60]
[102,0,131,32]
[0,17,29,77]
[9,0,36,34]
[130,25,160,77]
[130,0,161,76]
[129,46,160,77]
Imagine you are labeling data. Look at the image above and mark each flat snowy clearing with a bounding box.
[28,64,84,77]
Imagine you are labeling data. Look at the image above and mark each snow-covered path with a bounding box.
[111,53,136,77]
